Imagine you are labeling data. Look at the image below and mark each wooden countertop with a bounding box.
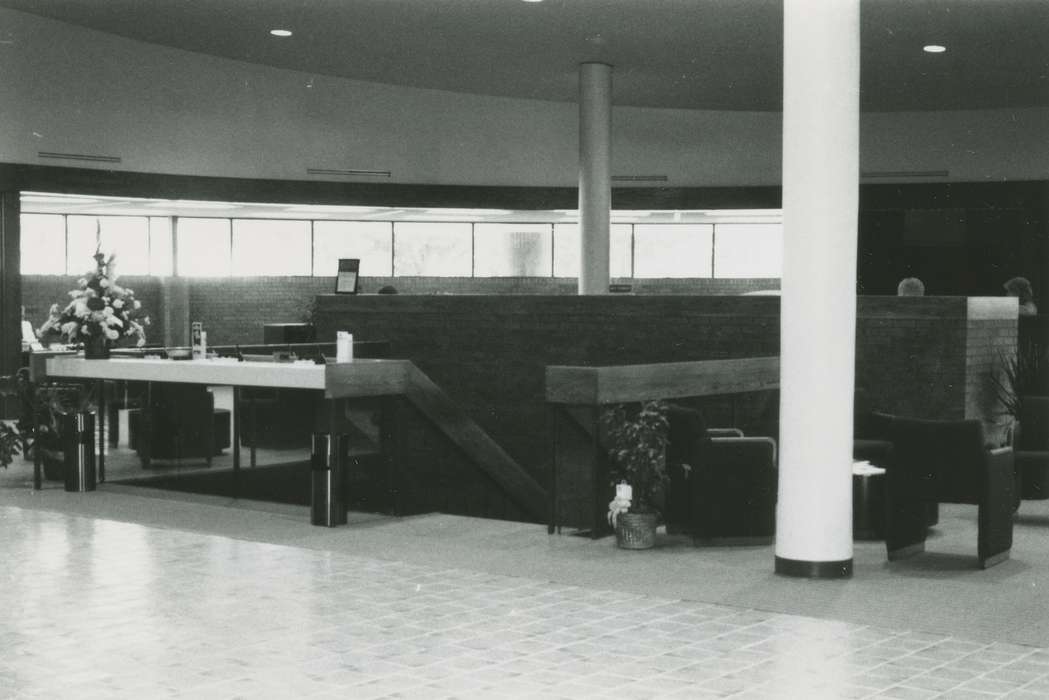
[42,356,412,397]
[545,356,780,405]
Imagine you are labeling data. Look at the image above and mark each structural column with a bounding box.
[0,191,21,383]
[578,62,612,295]
[775,0,860,578]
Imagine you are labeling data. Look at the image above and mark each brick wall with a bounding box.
[965,298,1021,444]
[315,294,1016,495]
[854,297,970,422]
[23,275,780,348]
[22,275,163,344]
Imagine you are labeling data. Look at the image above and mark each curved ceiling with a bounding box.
[2,0,1047,112]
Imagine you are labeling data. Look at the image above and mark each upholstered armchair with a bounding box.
[1016,396,1049,500]
[133,383,230,465]
[664,404,778,544]
[884,415,1015,569]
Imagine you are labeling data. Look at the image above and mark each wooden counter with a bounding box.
[42,356,412,397]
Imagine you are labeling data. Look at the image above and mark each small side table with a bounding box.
[852,461,886,540]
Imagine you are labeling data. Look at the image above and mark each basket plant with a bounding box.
[601,400,670,548]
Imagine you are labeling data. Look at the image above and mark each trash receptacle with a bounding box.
[311,432,347,526]
[63,411,97,493]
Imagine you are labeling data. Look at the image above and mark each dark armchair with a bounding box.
[884,415,1015,569]
[664,405,778,544]
[133,383,230,465]
[1016,396,1049,500]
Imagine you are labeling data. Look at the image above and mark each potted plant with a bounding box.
[0,422,20,469]
[601,399,670,549]
[3,370,95,481]
[994,342,1049,443]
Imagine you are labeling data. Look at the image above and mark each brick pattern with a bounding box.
[966,318,1018,445]
[22,275,780,348]
[22,275,163,346]
[855,297,970,422]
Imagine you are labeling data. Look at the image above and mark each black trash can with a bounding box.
[311,432,347,526]
[63,411,97,493]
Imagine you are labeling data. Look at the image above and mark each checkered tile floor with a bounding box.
[1,506,1047,699]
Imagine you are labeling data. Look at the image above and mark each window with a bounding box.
[67,215,151,275]
[713,223,783,278]
[473,224,552,277]
[176,218,231,277]
[20,214,66,274]
[149,217,174,276]
[393,222,471,276]
[552,223,632,278]
[633,224,714,278]
[231,219,311,276]
[313,221,393,277]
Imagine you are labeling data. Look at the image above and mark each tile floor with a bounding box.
[2,504,1048,699]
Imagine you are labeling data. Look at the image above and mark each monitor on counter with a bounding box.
[335,258,360,294]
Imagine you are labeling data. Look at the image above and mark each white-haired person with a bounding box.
[1004,276,1038,316]
[896,277,925,297]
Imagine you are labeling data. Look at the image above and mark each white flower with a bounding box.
[112,299,124,309]
[607,495,632,528]
[99,279,110,288]
[60,321,78,337]
[106,315,123,328]
[77,278,87,288]
[104,328,119,340]
[74,300,89,318]
[133,300,142,309]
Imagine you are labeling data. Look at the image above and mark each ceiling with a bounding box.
[2,0,1046,112]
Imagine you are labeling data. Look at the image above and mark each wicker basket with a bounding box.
[615,512,658,550]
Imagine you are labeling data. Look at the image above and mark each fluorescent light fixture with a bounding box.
[270,29,293,37]
[147,200,238,209]
[923,44,946,53]
[284,205,378,214]
[20,194,100,204]
[422,208,512,215]
[694,209,783,216]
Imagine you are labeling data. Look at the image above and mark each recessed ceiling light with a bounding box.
[923,44,946,53]
[270,29,292,37]
[521,0,544,3]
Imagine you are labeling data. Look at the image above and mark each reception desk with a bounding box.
[36,355,547,523]
[36,356,414,492]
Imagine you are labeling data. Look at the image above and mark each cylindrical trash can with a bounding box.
[311,432,347,526]
[63,411,97,493]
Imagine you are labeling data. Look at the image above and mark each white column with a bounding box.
[775,0,860,578]
[578,62,612,295]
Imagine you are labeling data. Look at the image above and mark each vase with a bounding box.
[83,334,110,360]
[615,512,658,550]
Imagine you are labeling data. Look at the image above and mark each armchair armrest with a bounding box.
[980,445,1015,566]
[711,435,777,466]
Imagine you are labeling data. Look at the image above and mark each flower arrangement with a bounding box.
[601,400,670,526]
[38,247,149,350]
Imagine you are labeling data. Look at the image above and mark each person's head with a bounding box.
[1003,276,1034,303]
[897,277,925,297]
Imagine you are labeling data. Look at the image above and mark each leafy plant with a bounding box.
[600,400,670,516]
[994,343,1049,419]
[0,423,20,469]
